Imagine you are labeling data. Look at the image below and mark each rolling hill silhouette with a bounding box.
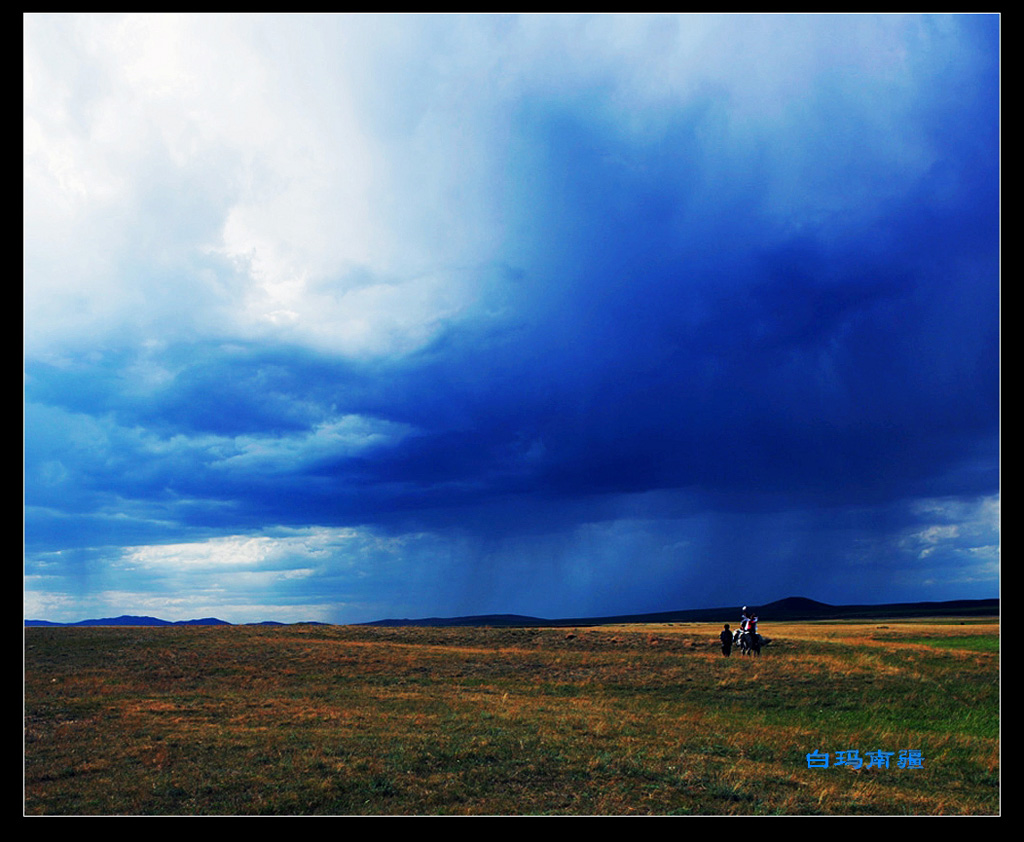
[24,596,997,628]
[360,596,997,627]
[24,615,231,627]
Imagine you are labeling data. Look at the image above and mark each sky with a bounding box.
[24,13,1000,625]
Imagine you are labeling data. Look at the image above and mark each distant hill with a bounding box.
[24,596,998,629]
[359,596,999,628]
[24,615,230,627]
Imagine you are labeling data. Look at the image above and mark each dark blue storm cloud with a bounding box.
[24,14,999,623]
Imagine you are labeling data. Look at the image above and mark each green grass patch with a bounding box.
[889,635,999,653]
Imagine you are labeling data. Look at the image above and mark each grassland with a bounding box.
[24,618,999,815]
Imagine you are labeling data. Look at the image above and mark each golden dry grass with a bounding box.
[24,619,999,815]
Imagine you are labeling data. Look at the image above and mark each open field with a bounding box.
[24,618,999,815]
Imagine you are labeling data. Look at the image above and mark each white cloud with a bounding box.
[213,415,418,474]
[24,14,493,360]
[26,14,956,361]
[897,494,999,566]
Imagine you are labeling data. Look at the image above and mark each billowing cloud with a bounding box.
[25,14,999,623]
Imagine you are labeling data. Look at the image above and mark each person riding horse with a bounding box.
[736,606,762,655]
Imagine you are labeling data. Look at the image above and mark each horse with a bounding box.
[735,628,763,656]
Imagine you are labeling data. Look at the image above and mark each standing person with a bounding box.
[720,623,733,657]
